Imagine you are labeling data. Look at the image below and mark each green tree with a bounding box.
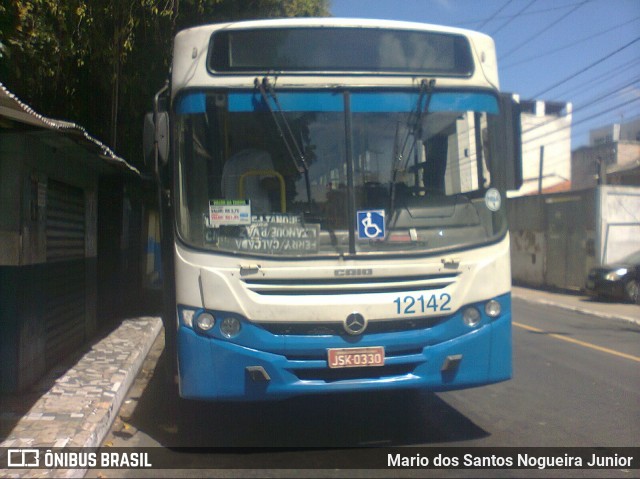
[0,0,330,167]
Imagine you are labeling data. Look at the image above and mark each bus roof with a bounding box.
[171,18,499,96]
[178,17,492,41]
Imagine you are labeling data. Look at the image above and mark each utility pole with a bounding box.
[597,156,607,185]
[538,145,544,194]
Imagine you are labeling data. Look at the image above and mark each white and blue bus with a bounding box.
[147,18,522,401]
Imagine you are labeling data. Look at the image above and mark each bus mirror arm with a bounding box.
[500,93,523,191]
[153,112,170,168]
[143,83,171,260]
[144,82,170,172]
[153,82,170,169]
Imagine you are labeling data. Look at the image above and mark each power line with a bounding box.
[522,77,640,135]
[476,0,514,30]
[501,1,589,60]
[458,1,594,27]
[524,97,640,149]
[527,99,640,150]
[502,15,640,70]
[490,0,536,36]
[548,57,640,101]
[522,97,640,147]
[572,77,640,111]
[548,111,638,154]
[530,36,640,98]
[533,109,640,149]
[524,111,640,160]
[572,110,640,150]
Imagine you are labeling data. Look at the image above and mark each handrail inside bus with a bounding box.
[238,169,286,213]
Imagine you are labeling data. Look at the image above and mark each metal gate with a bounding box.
[45,180,86,364]
[545,195,588,290]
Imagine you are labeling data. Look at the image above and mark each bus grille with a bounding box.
[242,273,458,296]
[258,316,446,336]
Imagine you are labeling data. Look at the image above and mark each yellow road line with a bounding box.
[513,321,640,363]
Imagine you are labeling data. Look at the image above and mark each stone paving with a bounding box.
[0,316,162,478]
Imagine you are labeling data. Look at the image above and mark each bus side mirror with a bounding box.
[500,93,523,191]
[143,111,169,169]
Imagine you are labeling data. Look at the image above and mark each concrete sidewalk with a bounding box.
[0,316,162,478]
[0,287,637,478]
[512,286,640,326]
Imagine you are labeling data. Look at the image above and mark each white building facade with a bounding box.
[512,100,573,196]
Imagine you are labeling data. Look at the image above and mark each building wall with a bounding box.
[513,100,573,196]
[507,196,546,286]
[572,143,617,191]
[620,118,640,142]
[597,186,640,265]
[96,176,150,323]
[0,132,100,266]
[0,131,100,392]
[508,189,597,291]
[508,186,640,291]
[0,134,24,263]
[590,118,640,144]
[573,118,640,190]
[590,124,621,145]
[572,142,640,190]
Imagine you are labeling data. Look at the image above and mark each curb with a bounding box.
[79,317,164,450]
[0,316,163,478]
[511,291,640,327]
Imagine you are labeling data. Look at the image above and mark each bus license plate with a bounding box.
[327,347,385,369]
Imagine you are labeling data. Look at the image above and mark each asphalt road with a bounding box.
[88,297,640,478]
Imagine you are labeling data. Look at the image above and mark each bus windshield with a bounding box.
[175,88,507,257]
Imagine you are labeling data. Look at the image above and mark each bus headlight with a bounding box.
[220,317,241,338]
[485,299,501,318]
[195,312,215,331]
[462,307,481,327]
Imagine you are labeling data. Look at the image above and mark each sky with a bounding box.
[330,0,640,148]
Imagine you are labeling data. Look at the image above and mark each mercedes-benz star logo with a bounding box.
[344,312,367,336]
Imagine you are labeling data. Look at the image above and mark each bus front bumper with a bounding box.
[177,295,512,401]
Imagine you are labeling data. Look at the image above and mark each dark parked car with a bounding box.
[585,250,640,304]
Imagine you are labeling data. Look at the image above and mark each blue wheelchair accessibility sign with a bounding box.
[357,210,385,240]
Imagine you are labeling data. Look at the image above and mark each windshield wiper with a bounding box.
[255,77,309,173]
[255,77,312,206]
[388,79,436,227]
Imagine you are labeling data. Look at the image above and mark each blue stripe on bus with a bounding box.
[228,92,344,112]
[176,93,207,114]
[351,92,498,113]
[430,92,498,114]
[179,91,498,114]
